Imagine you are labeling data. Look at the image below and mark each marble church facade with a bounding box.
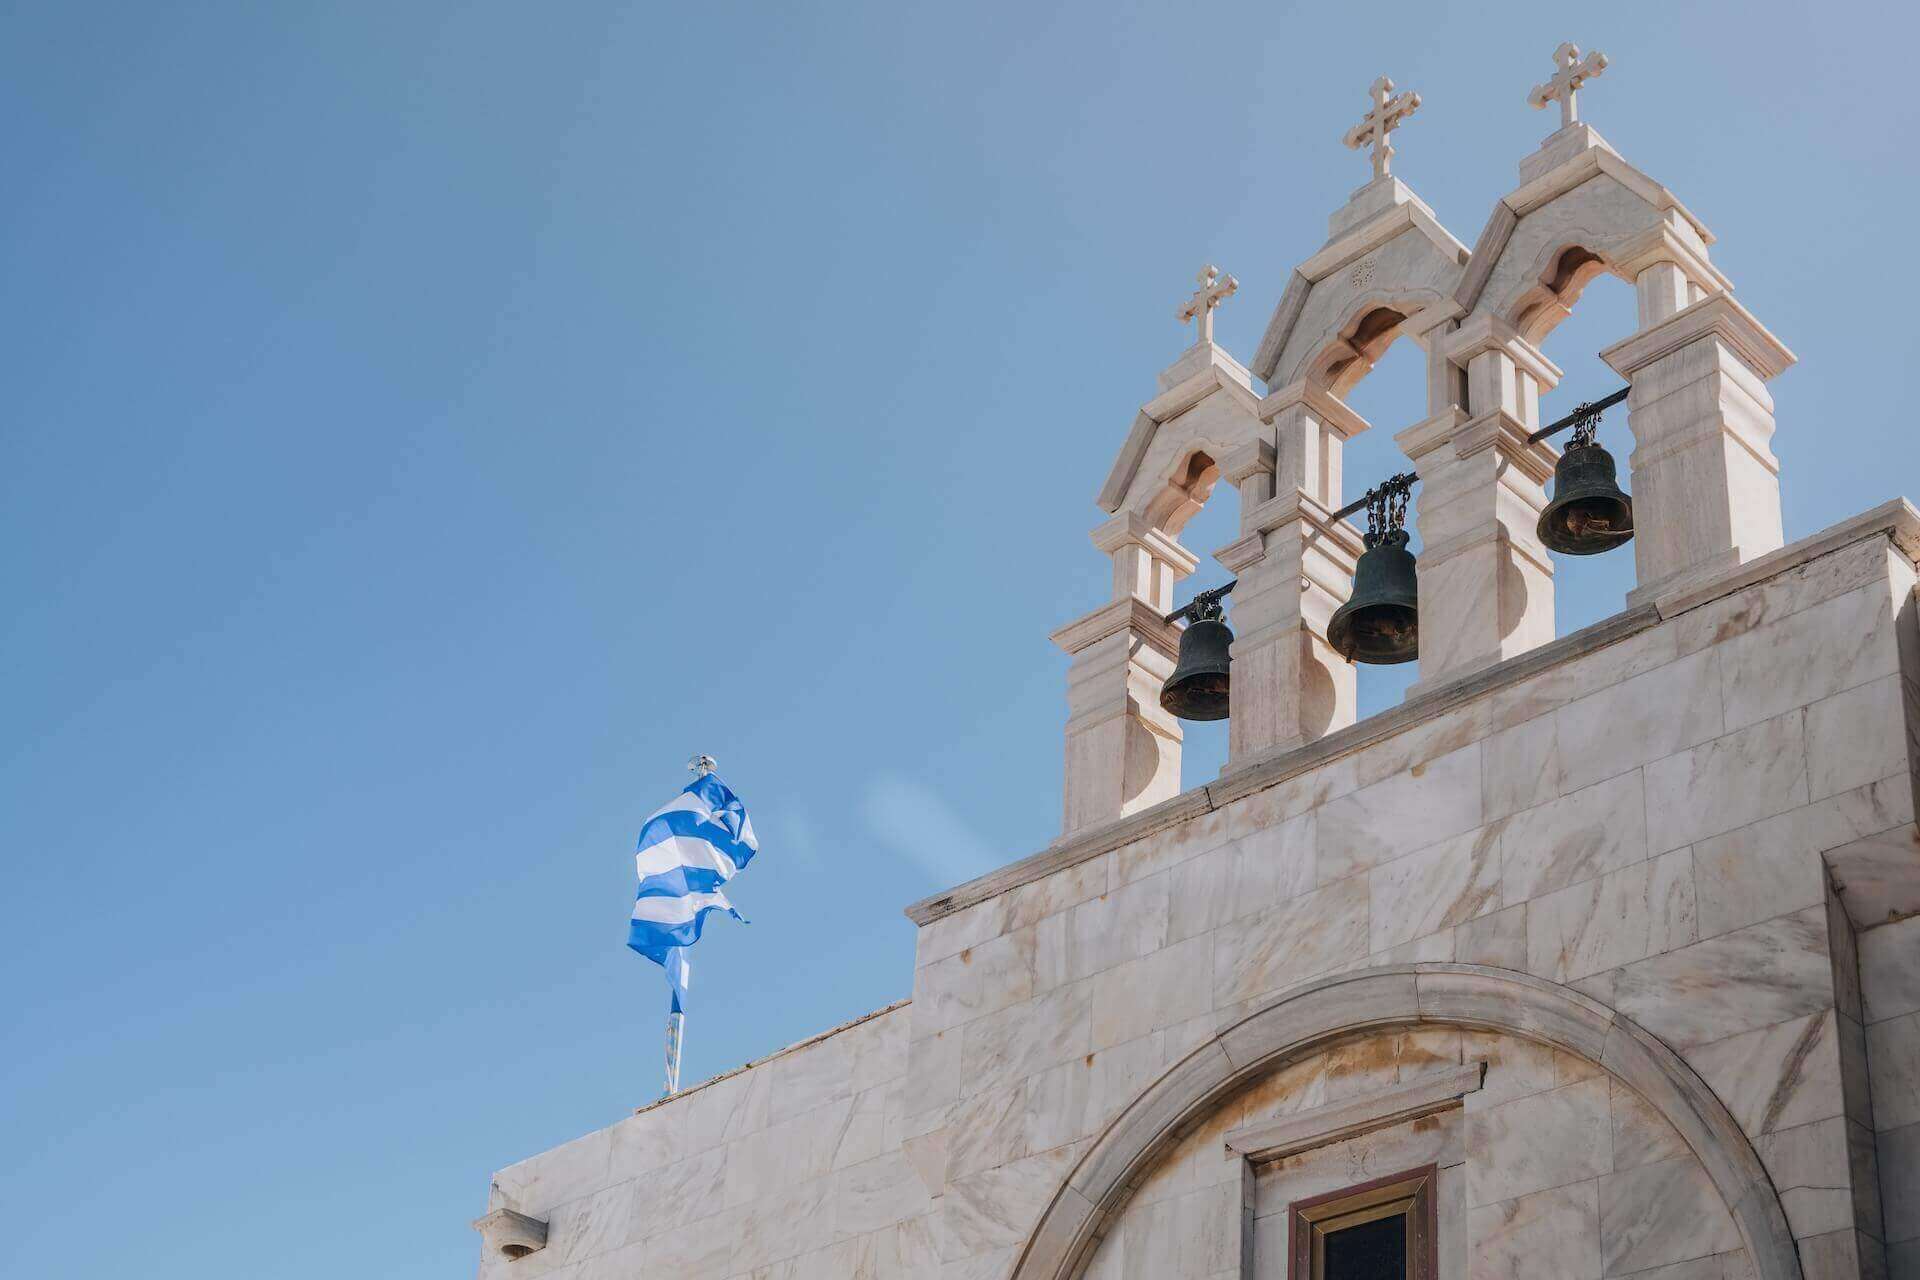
[475,46,1920,1280]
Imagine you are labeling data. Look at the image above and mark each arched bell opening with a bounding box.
[1511,244,1615,348]
[1148,447,1241,785]
[1141,448,1222,537]
[1327,331,1429,719]
[1310,304,1416,399]
[1509,264,1643,638]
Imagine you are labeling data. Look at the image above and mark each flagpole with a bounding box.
[663,1008,685,1097]
[660,752,717,1098]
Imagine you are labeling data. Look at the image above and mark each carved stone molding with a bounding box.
[1004,964,1802,1280]
[471,1208,548,1261]
[1223,1061,1486,1163]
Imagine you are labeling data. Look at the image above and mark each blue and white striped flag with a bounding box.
[627,769,759,1013]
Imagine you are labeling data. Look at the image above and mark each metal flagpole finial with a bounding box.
[688,753,717,776]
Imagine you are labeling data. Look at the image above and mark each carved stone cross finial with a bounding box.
[1528,42,1609,130]
[1342,76,1421,179]
[1177,264,1237,345]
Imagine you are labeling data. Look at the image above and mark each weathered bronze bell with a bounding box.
[1327,528,1419,664]
[1538,440,1634,555]
[1159,611,1233,721]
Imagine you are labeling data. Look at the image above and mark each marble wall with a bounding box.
[1078,1028,1747,1280]
[475,523,1918,1280]
[1864,915,1920,1279]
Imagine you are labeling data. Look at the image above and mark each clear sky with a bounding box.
[4,1,1916,1275]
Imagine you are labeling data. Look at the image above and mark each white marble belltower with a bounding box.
[477,46,1920,1280]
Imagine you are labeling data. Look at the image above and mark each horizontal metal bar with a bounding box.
[1527,386,1629,443]
[1163,578,1236,624]
[1324,386,1632,523]
[1162,387,1632,619]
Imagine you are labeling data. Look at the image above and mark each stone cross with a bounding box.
[1342,76,1421,179]
[1177,265,1238,345]
[1528,42,1609,129]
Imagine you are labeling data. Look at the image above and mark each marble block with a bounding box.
[1683,1012,1847,1138]
[1644,710,1810,854]
[1317,744,1482,882]
[1469,1182,1602,1280]
[1599,1157,1742,1274]
[1526,849,1697,983]
[1614,907,1832,1048]
[1370,826,1503,953]
[1860,916,1920,1024]
[1465,1077,1612,1206]
[1868,1013,1920,1131]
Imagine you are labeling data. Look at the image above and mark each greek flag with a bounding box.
[627,769,758,1013]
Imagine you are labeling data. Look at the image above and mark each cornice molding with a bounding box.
[1090,511,1198,575]
[1048,595,1184,658]
[1600,293,1796,381]
[1439,312,1565,387]
[1258,378,1371,438]
[910,498,1912,928]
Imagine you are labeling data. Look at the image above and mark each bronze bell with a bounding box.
[1160,604,1233,721]
[1328,528,1419,665]
[1538,439,1634,555]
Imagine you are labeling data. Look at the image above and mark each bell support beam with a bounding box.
[1220,382,1370,765]
[1600,292,1795,605]
[1051,514,1198,836]
[1400,316,1562,691]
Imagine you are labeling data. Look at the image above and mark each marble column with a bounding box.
[1221,381,1368,764]
[1611,220,1726,329]
[1398,316,1561,689]
[1600,292,1795,604]
[1052,513,1196,835]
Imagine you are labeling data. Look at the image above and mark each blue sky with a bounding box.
[3,2,1915,1275]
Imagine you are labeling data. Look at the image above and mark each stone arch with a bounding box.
[1007,963,1800,1280]
[1499,237,1631,346]
[1291,287,1448,399]
[1139,446,1222,536]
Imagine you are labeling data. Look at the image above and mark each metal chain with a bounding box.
[1567,399,1604,449]
[1363,472,1416,542]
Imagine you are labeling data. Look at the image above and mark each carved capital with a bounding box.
[473,1209,548,1261]
[1439,312,1563,388]
[1258,379,1371,438]
[1610,221,1730,297]
[1090,511,1198,573]
[1600,293,1796,382]
[1220,438,1278,485]
[1049,596,1183,659]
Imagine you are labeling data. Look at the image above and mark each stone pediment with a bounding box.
[1455,128,1731,343]
[1095,342,1265,518]
[1252,176,1471,392]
